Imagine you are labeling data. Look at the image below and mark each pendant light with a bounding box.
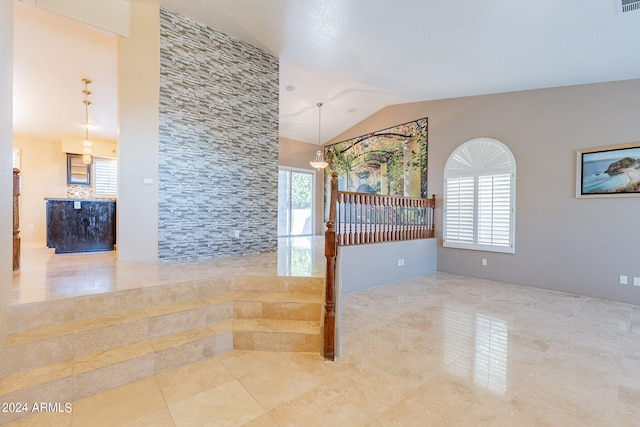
[81,78,93,165]
[309,102,329,169]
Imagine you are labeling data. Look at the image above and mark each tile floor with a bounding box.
[5,272,640,426]
[11,237,325,305]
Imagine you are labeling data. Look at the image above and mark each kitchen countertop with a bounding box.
[45,198,116,202]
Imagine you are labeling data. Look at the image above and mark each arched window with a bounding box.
[443,138,516,253]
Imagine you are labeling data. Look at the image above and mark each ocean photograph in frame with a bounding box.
[577,142,640,198]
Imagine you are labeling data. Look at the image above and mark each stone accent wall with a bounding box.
[158,8,279,261]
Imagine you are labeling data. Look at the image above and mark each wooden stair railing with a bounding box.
[13,168,21,271]
[323,171,436,360]
[335,191,435,245]
[324,172,338,361]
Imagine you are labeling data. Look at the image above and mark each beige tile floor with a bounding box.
[5,272,640,426]
[12,237,325,305]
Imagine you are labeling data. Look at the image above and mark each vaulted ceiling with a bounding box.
[13,0,640,145]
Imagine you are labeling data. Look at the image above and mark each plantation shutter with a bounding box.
[443,138,516,253]
[477,174,511,247]
[94,158,118,195]
[445,176,475,244]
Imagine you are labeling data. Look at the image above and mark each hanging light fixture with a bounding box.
[81,78,93,165]
[309,102,329,169]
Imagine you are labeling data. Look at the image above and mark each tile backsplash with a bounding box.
[67,185,94,199]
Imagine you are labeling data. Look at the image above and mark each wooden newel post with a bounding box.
[324,172,338,361]
[13,168,21,271]
[429,194,436,238]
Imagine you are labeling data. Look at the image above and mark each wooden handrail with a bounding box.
[323,172,338,361]
[336,191,435,246]
[323,171,436,360]
[13,168,21,271]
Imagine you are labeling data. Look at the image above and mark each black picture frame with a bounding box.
[576,142,640,198]
[67,153,91,186]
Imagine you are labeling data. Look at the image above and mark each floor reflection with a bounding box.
[444,307,508,395]
[12,237,325,305]
[277,236,323,277]
[474,313,508,394]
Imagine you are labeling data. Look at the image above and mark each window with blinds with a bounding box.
[445,176,474,244]
[443,138,515,253]
[94,157,118,195]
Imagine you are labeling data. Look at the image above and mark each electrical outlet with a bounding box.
[234,230,241,238]
[482,259,488,266]
[634,277,640,287]
[620,275,628,285]
[397,258,404,266]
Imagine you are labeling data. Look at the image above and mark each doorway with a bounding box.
[278,168,314,236]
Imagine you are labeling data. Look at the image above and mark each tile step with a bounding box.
[0,272,326,423]
[0,319,234,418]
[233,275,324,294]
[6,278,234,333]
[233,318,321,335]
[234,300,322,321]
[0,300,233,376]
[232,318,321,353]
[3,294,234,348]
[234,290,323,303]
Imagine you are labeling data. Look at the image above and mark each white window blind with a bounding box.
[477,174,511,247]
[94,158,118,195]
[445,176,474,244]
[443,138,515,253]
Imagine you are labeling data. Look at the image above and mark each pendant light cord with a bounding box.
[317,102,323,145]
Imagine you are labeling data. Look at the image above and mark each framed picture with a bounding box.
[576,142,640,198]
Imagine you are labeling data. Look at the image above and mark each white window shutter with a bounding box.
[477,174,511,247]
[444,138,516,253]
[445,176,475,244]
[94,158,118,195]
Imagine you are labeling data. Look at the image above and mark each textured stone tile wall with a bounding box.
[158,8,279,261]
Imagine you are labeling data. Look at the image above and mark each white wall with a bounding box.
[0,0,13,338]
[117,2,160,262]
[328,79,640,304]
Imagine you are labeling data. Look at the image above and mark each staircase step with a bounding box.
[0,334,73,377]
[149,320,233,353]
[1,272,324,423]
[233,275,324,294]
[0,360,73,397]
[234,291,322,303]
[234,300,322,321]
[234,318,320,334]
[6,278,233,333]
[233,319,321,352]
[72,346,155,400]
[0,319,234,415]
[3,320,75,347]
[73,341,154,376]
[2,294,233,348]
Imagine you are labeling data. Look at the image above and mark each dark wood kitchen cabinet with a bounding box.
[46,198,116,254]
